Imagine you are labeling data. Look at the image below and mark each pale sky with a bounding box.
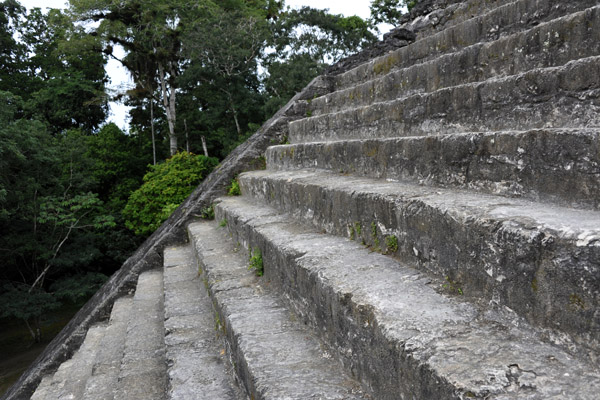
[19,0,385,131]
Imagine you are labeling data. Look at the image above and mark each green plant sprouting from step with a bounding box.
[348,222,362,241]
[354,222,362,237]
[200,204,215,220]
[214,309,226,336]
[228,178,241,196]
[219,218,227,228]
[385,235,398,254]
[248,247,264,277]
[371,221,381,251]
[442,276,463,296]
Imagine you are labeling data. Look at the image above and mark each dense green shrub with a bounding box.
[123,152,218,236]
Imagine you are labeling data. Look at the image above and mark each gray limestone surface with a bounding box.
[163,245,245,400]
[266,129,600,209]
[115,270,166,400]
[289,56,600,143]
[333,0,598,90]
[212,196,600,399]
[83,296,133,400]
[188,221,369,400]
[30,324,106,400]
[312,5,600,117]
[237,169,600,349]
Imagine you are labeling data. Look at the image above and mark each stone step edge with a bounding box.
[295,54,600,124]
[187,220,369,400]
[333,0,597,91]
[236,168,600,351]
[265,128,600,210]
[114,269,166,400]
[289,55,600,142]
[213,196,600,399]
[311,5,600,117]
[82,295,134,400]
[162,245,247,400]
[31,323,107,400]
[407,0,516,41]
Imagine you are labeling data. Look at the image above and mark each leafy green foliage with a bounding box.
[369,0,415,26]
[248,248,263,277]
[0,284,60,341]
[50,272,108,304]
[262,7,376,114]
[228,179,241,196]
[385,235,398,253]
[86,123,150,210]
[18,7,108,133]
[442,276,464,296]
[200,204,215,220]
[123,152,218,236]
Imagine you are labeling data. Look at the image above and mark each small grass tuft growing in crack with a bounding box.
[248,248,264,276]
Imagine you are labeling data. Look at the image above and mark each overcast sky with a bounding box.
[19,0,382,131]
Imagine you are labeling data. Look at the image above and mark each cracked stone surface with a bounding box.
[208,198,600,399]
[114,270,166,400]
[189,222,369,400]
[237,169,600,349]
[82,296,133,400]
[163,245,245,400]
[31,324,106,400]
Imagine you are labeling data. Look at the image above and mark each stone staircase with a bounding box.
[22,0,600,398]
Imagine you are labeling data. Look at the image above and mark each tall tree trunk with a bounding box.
[231,104,241,137]
[201,136,208,157]
[150,98,156,165]
[184,118,189,152]
[225,91,242,136]
[158,62,177,155]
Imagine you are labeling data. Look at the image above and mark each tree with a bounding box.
[0,93,116,341]
[122,152,218,236]
[262,6,377,113]
[369,0,414,26]
[86,123,149,210]
[0,0,28,95]
[19,7,108,133]
[70,0,190,155]
[178,0,273,158]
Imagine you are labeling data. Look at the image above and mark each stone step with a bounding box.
[163,245,245,400]
[82,295,133,400]
[213,196,600,399]
[266,129,600,210]
[187,221,369,400]
[333,0,598,92]
[115,269,167,400]
[30,323,107,400]
[310,6,600,117]
[404,0,514,41]
[289,55,600,143]
[236,169,600,350]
